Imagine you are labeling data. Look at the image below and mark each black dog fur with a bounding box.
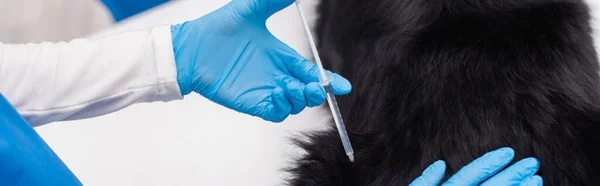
[287,0,600,185]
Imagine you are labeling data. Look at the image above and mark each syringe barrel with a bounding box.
[324,85,354,159]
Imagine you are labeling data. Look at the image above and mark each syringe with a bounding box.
[294,0,355,162]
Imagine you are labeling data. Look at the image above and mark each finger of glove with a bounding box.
[329,73,352,95]
[276,75,307,115]
[519,175,543,186]
[409,160,447,186]
[287,58,351,95]
[480,158,540,186]
[305,82,326,107]
[442,147,515,186]
[263,87,292,122]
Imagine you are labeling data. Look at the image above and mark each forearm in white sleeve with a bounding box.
[0,25,183,127]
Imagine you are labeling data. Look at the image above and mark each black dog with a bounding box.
[287,0,600,185]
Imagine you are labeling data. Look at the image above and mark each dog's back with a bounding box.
[287,0,600,185]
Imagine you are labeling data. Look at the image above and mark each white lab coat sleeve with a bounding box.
[0,25,183,127]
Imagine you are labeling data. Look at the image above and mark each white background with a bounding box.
[1,0,600,185]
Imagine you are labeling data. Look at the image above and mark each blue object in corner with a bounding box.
[0,94,82,186]
[100,0,171,22]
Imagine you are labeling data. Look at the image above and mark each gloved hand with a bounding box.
[410,147,543,186]
[170,0,351,122]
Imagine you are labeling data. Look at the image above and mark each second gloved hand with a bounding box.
[170,0,351,122]
[409,147,543,186]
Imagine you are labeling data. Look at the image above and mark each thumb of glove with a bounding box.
[232,0,296,21]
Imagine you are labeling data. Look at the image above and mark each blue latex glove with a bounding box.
[410,147,543,186]
[170,0,352,122]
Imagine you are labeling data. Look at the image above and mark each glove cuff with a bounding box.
[171,24,193,96]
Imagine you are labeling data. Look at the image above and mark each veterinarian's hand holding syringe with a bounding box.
[0,0,541,184]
